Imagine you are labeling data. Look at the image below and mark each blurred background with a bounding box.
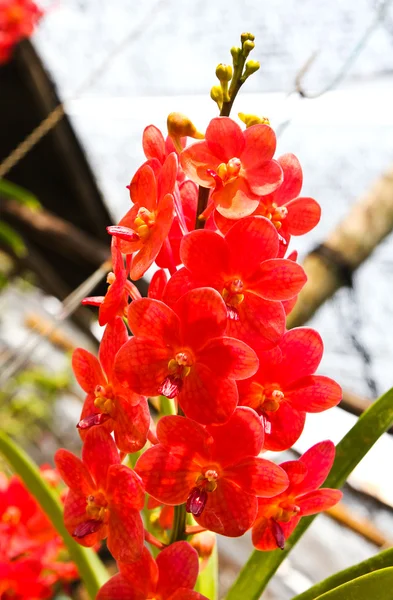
[1,1,393,598]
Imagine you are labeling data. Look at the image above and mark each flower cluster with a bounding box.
[0,466,78,599]
[0,0,43,64]
[55,106,342,594]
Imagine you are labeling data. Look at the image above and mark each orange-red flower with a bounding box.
[73,317,150,454]
[252,441,342,550]
[238,328,342,451]
[143,124,186,182]
[0,0,43,64]
[82,238,141,326]
[180,117,283,219]
[107,153,177,279]
[136,409,289,537]
[164,216,306,351]
[214,153,321,256]
[114,288,258,425]
[97,542,207,600]
[55,427,145,563]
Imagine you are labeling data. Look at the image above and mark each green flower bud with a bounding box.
[230,46,242,67]
[210,85,224,107]
[241,32,255,44]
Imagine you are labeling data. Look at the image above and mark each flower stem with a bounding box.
[169,504,187,543]
[0,432,109,598]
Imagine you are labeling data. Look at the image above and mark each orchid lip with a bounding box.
[186,487,208,517]
[158,375,183,399]
[227,306,240,321]
[270,519,285,550]
[77,413,111,430]
[73,519,102,538]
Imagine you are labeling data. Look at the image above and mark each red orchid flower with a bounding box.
[82,238,141,326]
[135,408,289,537]
[114,287,258,425]
[73,317,150,454]
[180,117,283,219]
[107,153,177,279]
[164,216,306,351]
[0,558,50,599]
[148,268,168,300]
[252,441,342,550]
[155,179,198,269]
[214,153,321,256]
[0,473,56,560]
[238,328,342,451]
[143,124,186,182]
[97,542,208,600]
[54,427,145,563]
[0,0,43,64]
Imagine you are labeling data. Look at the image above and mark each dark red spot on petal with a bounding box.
[73,519,102,538]
[186,487,208,517]
[158,375,183,399]
[77,413,111,430]
[271,519,285,550]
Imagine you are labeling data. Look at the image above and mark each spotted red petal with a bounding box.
[197,337,258,380]
[156,416,213,462]
[225,457,289,497]
[262,402,306,452]
[207,407,264,466]
[195,478,257,537]
[99,317,128,381]
[128,297,181,345]
[286,375,342,412]
[297,489,342,515]
[254,258,307,301]
[241,124,277,169]
[143,125,166,164]
[82,427,120,490]
[54,450,94,495]
[156,541,199,598]
[297,440,336,493]
[179,363,239,424]
[205,117,245,162]
[107,503,144,563]
[135,445,199,505]
[285,197,321,235]
[115,337,173,395]
[129,163,157,210]
[97,573,144,600]
[72,348,105,394]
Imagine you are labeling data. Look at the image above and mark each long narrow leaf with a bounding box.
[292,547,393,600]
[226,386,393,600]
[312,567,393,600]
[0,432,109,598]
[0,178,41,209]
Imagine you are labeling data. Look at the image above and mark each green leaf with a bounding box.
[226,386,393,600]
[0,432,109,598]
[0,220,27,257]
[293,547,393,600]
[0,178,41,209]
[313,567,393,600]
[195,538,218,600]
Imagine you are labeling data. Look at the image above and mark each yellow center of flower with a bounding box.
[94,385,115,416]
[167,350,194,378]
[221,278,245,320]
[258,202,288,230]
[216,157,242,184]
[246,381,284,413]
[133,207,156,241]
[2,506,21,525]
[86,491,109,522]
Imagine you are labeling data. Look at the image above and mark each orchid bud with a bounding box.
[167,112,204,141]
[239,112,270,128]
[215,63,232,82]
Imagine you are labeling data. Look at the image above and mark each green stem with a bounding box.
[226,385,393,600]
[292,547,393,600]
[195,538,219,600]
[0,432,109,598]
[169,503,187,544]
